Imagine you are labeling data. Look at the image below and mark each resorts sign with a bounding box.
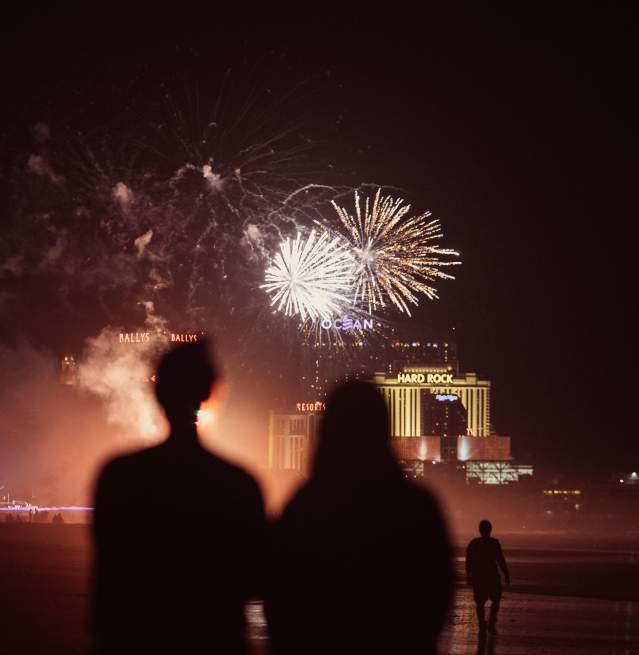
[296,402,326,412]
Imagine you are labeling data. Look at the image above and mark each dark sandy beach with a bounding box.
[0,524,637,654]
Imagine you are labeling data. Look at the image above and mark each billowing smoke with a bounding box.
[0,344,119,505]
[0,305,170,504]
[112,181,134,208]
[77,328,166,444]
[0,77,351,507]
[133,229,153,258]
[26,153,64,185]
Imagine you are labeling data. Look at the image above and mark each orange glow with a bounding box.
[196,382,227,447]
[196,405,216,427]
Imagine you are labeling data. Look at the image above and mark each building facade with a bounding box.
[390,434,512,463]
[267,411,319,473]
[421,393,468,437]
[60,355,78,385]
[268,343,533,485]
[465,461,533,484]
[374,366,491,437]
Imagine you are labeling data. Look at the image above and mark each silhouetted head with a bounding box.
[311,379,400,484]
[155,340,217,431]
[479,519,492,537]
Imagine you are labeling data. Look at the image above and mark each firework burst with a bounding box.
[262,230,354,322]
[331,189,461,315]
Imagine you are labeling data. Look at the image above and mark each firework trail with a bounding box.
[0,71,353,462]
[1,74,333,344]
[331,189,461,316]
[262,230,354,322]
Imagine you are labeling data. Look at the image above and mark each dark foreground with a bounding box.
[1,524,637,654]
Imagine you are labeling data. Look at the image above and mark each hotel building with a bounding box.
[267,339,532,484]
[267,410,320,473]
[374,366,491,438]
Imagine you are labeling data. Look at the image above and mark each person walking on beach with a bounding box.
[91,341,265,655]
[266,380,453,655]
[466,519,510,634]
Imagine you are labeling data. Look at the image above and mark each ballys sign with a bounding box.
[118,332,199,344]
[397,372,454,384]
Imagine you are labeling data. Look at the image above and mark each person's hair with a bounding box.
[479,519,492,536]
[154,340,217,424]
[310,379,400,483]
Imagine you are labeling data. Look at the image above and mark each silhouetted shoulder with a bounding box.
[408,483,453,555]
[405,479,444,509]
[98,443,259,484]
[285,475,443,517]
[94,450,145,502]
[94,446,166,503]
[194,447,265,506]
[96,444,165,479]
[202,453,264,507]
[94,442,264,518]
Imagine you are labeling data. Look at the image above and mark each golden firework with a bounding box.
[331,189,460,315]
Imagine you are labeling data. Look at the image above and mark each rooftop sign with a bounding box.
[319,315,374,331]
[397,372,454,384]
[296,402,326,412]
[118,332,200,344]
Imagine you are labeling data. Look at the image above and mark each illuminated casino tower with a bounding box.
[269,336,533,484]
[374,367,490,437]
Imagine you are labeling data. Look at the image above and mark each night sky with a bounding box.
[1,5,635,481]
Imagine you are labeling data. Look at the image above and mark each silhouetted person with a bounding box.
[92,341,265,655]
[466,519,510,634]
[265,380,452,655]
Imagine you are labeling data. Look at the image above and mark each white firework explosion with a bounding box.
[262,230,354,322]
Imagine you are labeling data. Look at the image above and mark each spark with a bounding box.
[262,230,354,322]
[331,189,461,315]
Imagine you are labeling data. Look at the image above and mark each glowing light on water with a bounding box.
[458,436,470,462]
[418,439,428,461]
[0,505,93,511]
[262,230,354,322]
[331,189,461,315]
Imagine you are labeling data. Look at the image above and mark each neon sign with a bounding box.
[397,372,454,384]
[296,402,326,412]
[119,332,151,343]
[435,394,459,401]
[319,315,374,331]
[118,332,200,344]
[169,333,198,343]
